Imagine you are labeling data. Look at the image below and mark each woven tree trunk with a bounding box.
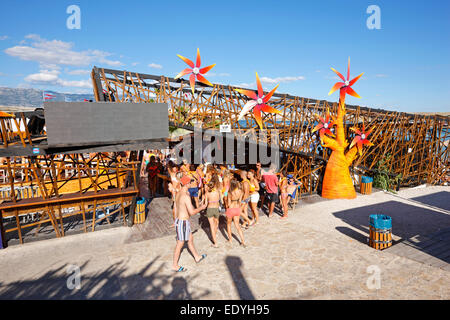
[320,89,359,199]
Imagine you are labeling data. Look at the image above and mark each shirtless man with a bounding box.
[172,175,208,272]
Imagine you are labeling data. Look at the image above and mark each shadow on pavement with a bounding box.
[225,256,255,300]
[409,191,450,211]
[333,198,450,264]
[0,256,210,300]
[333,200,450,241]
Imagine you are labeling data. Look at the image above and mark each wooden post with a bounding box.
[127,150,143,227]
[6,157,16,202]
[0,210,6,249]
[80,200,87,233]
[91,199,98,232]
[0,119,9,148]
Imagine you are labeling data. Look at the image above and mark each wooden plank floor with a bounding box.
[385,227,450,271]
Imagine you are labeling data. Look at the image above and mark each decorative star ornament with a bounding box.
[328,57,364,103]
[349,122,374,155]
[234,72,281,129]
[174,48,216,94]
[312,107,335,138]
[0,111,14,118]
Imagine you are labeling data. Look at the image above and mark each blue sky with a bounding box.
[0,0,449,112]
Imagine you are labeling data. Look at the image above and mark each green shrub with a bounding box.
[373,154,402,193]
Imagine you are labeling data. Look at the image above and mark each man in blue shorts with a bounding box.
[172,175,207,272]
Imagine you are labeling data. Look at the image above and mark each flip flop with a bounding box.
[174,266,187,272]
[196,254,207,264]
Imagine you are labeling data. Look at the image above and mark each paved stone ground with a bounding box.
[0,186,449,299]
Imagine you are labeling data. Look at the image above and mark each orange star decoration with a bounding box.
[328,57,364,110]
[349,122,374,156]
[312,107,335,139]
[234,72,281,129]
[174,48,216,94]
[0,111,14,118]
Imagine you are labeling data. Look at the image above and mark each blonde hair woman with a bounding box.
[225,179,246,247]
[247,170,260,225]
[205,174,222,248]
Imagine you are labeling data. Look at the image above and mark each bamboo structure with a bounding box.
[0,98,163,246]
[0,152,139,245]
[91,67,449,194]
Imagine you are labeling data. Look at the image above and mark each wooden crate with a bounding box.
[369,225,392,250]
[360,182,372,195]
[134,200,146,224]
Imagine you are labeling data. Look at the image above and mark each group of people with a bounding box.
[141,150,300,273]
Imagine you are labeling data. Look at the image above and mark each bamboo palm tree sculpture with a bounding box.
[313,58,373,199]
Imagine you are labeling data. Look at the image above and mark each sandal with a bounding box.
[174,266,187,272]
[196,254,207,264]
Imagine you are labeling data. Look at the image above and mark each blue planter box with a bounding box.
[361,176,373,184]
[369,214,392,229]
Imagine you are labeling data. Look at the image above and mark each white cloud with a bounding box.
[58,79,92,88]
[208,72,231,77]
[5,34,123,70]
[25,69,92,89]
[66,69,91,75]
[236,82,255,88]
[236,75,305,88]
[25,72,59,83]
[131,62,139,66]
[73,88,93,94]
[148,63,163,69]
[260,76,305,83]
[0,36,8,40]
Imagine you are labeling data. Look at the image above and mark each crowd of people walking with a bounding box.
[141,150,301,272]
